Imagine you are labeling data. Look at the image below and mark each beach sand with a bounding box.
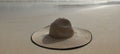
[0,3,120,54]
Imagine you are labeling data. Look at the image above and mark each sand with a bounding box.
[0,3,120,54]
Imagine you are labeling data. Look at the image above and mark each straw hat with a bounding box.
[31,18,92,50]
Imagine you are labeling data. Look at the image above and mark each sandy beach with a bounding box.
[0,2,120,54]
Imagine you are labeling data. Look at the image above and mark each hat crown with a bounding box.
[49,18,74,39]
[53,18,71,26]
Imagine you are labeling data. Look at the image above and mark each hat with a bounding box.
[31,18,92,50]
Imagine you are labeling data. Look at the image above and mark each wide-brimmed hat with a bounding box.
[31,18,92,50]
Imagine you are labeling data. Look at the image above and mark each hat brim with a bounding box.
[31,26,92,50]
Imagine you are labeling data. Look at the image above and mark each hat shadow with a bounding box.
[42,35,67,44]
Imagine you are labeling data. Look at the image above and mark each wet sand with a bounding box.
[0,3,120,54]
